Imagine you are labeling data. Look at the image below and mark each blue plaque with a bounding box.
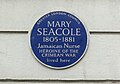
[30,11,89,69]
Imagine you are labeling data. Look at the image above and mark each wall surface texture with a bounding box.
[0,0,120,84]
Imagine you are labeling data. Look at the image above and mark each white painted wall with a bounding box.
[0,0,120,83]
[0,0,120,31]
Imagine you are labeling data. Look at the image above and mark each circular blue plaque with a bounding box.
[30,11,89,69]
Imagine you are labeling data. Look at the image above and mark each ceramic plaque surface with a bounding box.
[30,11,89,69]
